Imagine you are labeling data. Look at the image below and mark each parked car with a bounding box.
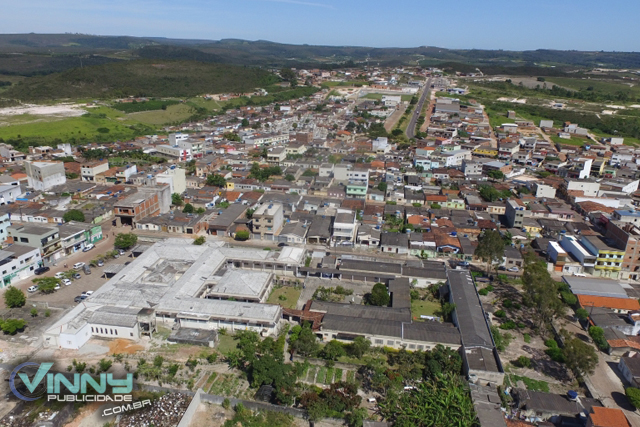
[113,253,120,259]
[73,262,85,270]
[62,279,72,286]
[74,295,87,303]
[118,249,126,256]
[82,291,94,296]
[458,261,470,268]
[34,267,50,275]
[27,285,39,293]
[97,259,104,267]
[54,284,61,291]
[55,272,65,279]
[72,273,81,280]
[83,265,91,275]
[82,244,94,252]
[507,266,519,272]
[278,243,288,247]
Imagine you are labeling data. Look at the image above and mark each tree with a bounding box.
[241,118,250,127]
[4,286,25,308]
[284,174,295,182]
[193,236,206,245]
[589,326,609,351]
[32,277,59,294]
[563,337,598,376]
[478,184,501,202]
[575,308,590,320]
[291,324,318,356]
[368,283,390,306]
[245,208,255,219]
[430,203,441,209]
[322,340,346,361]
[114,233,138,250]
[626,387,640,409]
[377,182,388,192]
[1,318,25,335]
[235,230,250,241]
[171,193,184,207]
[474,230,505,273]
[63,209,85,223]
[348,336,371,358]
[487,170,505,180]
[182,203,195,214]
[206,174,227,187]
[522,259,565,330]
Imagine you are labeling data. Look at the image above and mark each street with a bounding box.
[406,78,432,139]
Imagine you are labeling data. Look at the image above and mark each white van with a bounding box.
[572,273,586,277]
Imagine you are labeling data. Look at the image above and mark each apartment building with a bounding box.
[252,203,284,239]
[114,186,171,226]
[0,244,42,289]
[606,221,640,280]
[24,161,66,191]
[505,200,525,228]
[81,160,109,182]
[7,224,62,265]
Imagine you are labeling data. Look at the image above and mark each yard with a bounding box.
[216,334,239,355]
[127,103,194,125]
[411,299,441,321]
[550,135,587,146]
[266,286,302,309]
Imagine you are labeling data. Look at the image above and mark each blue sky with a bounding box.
[2,0,639,51]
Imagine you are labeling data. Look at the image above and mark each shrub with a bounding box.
[30,308,38,317]
[503,299,513,309]
[514,356,532,368]
[517,322,526,329]
[575,308,589,320]
[485,284,494,292]
[478,288,489,296]
[4,286,25,308]
[235,230,250,241]
[561,291,578,306]
[494,310,506,318]
[222,398,231,410]
[545,347,565,363]
[626,387,640,409]
[193,236,206,245]
[524,334,531,343]
[500,320,517,330]
[44,309,51,317]
[545,339,558,348]
[589,326,610,351]
[98,359,112,373]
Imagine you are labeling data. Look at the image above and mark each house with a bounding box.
[576,294,640,314]
[356,224,381,247]
[7,224,62,266]
[331,209,357,247]
[380,232,409,254]
[267,147,287,164]
[24,161,66,191]
[306,216,333,245]
[0,244,42,289]
[136,212,207,235]
[586,406,631,427]
[618,355,640,388]
[278,222,308,244]
[512,388,601,422]
[81,160,110,182]
[113,186,172,227]
[207,204,248,237]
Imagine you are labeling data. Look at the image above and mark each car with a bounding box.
[97,259,104,267]
[278,242,288,247]
[458,261,470,268]
[82,291,94,296]
[73,262,85,270]
[72,273,81,280]
[55,272,66,279]
[118,249,126,255]
[572,272,586,277]
[62,279,72,286]
[82,244,94,252]
[27,285,39,293]
[83,265,91,275]
[74,295,87,303]
[34,267,50,275]
[507,266,520,272]
[54,284,61,291]
[113,253,120,259]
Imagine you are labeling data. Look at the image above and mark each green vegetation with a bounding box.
[267,286,302,309]
[4,60,278,101]
[626,387,640,409]
[32,277,60,294]
[550,135,587,146]
[4,286,25,308]
[1,318,26,335]
[367,283,390,307]
[112,99,180,113]
[411,299,441,319]
[362,93,413,102]
[114,233,138,250]
[223,403,294,427]
[193,236,206,245]
[474,230,506,273]
[522,256,565,331]
[63,209,85,223]
[506,374,549,393]
[589,326,610,352]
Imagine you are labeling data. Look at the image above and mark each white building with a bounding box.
[0,244,42,288]
[156,166,187,194]
[24,161,66,191]
[381,95,402,107]
[531,183,557,199]
[243,133,289,147]
[566,179,600,197]
[331,209,358,246]
[81,160,109,182]
[372,137,390,154]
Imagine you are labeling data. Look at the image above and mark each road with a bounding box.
[406,78,432,139]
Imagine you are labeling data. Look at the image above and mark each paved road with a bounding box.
[406,78,432,139]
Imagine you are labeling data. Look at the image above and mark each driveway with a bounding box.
[587,355,640,426]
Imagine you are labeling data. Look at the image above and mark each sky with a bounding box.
[1,0,639,51]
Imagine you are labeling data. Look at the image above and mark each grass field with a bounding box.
[362,93,413,102]
[547,77,640,99]
[127,103,193,125]
[411,299,441,320]
[550,135,587,146]
[216,334,239,355]
[266,286,302,309]
[321,81,368,88]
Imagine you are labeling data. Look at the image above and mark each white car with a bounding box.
[73,262,85,270]
[27,285,38,293]
[82,244,94,252]
[54,284,61,290]
[55,272,65,279]
[82,291,94,296]
[62,279,72,286]
[507,266,519,272]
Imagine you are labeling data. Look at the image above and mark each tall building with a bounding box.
[24,161,66,191]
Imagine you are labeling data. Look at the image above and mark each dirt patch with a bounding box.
[109,339,144,355]
[0,103,86,117]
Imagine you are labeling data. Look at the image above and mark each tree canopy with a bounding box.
[206,174,227,187]
[63,209,85,223]
[32,277,59,294]
[4,286,25,308]
[171,193,184,206]
[522,257,565,330]
[368,283,390,307]
[114,233,138,250]
[474,230,505,272]
[563,337,598,376]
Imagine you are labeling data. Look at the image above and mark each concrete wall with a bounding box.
[177,388,203,427]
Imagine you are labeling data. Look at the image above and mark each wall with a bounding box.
[177,388,202,427]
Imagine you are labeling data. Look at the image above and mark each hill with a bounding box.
[3,59,278,100]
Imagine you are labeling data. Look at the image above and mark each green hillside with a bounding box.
[4,59,278,101]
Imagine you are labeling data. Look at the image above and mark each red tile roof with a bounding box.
[577,294,640,311]
[588,407,631,427]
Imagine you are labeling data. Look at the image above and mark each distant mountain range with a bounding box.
[0,33,639,76]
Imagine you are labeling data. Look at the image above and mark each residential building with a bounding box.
[331,209,357,246]
[156,145,192,162]
[252,202,284,239]
[243,133,289,147]
[24,161,66,191]
[585,407,631,427]
[611,209,640,226]
[380,232,409,254]
[346,181,367,199]
[606,221,640,280]
[505,200,525,228]
[156,166,187,194]
[566,179,600,197]
[560,235,597,271]
[114,186,171,226]
[581,235,625,278]
[58,222,90,256]
[531,183,557,199]
[267,147,287,164]
[0,244,42,288]
[462,160,482,177]
[81,160,109,182]
[7,224,62,265]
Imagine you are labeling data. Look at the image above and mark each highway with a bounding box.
[406,77,432,139]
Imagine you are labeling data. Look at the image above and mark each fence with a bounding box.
[177,388,203,427]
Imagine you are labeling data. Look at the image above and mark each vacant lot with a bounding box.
[128,103,193,125]
[362,93,413,102]
[550,135,587,146]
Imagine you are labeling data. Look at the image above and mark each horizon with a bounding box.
[2,0,639,52]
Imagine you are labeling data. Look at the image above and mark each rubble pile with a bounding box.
[118,393,191,427]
